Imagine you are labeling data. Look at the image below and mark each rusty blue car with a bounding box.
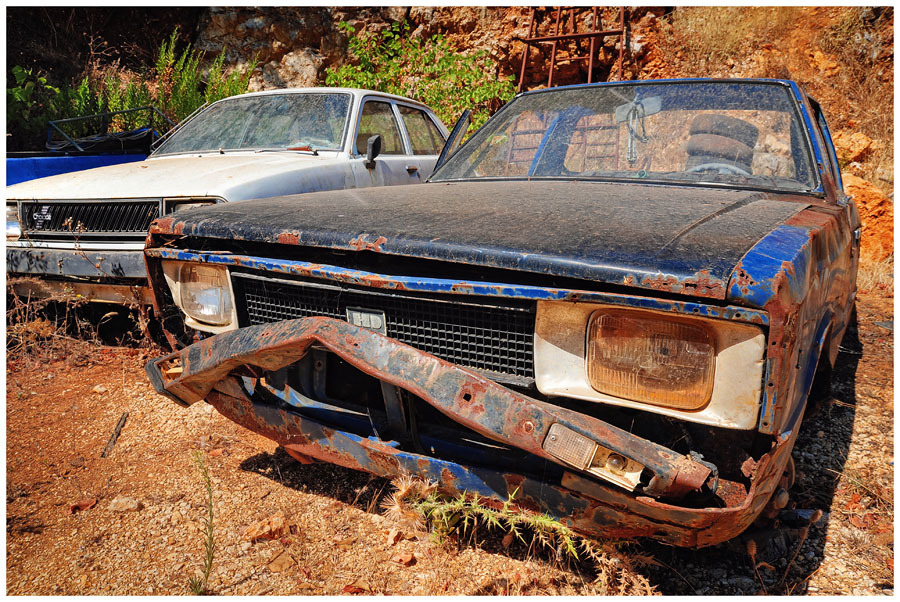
[144,79,859,547]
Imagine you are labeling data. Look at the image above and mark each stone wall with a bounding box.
[194,7,662,92]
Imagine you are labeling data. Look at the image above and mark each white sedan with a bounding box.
[6,87,448,304]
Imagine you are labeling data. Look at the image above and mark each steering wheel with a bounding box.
[686,163,751,177]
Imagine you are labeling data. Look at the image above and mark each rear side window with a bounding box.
[356,101,404,154]
[399,106,445,155]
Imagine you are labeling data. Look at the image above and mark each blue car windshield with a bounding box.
[153,92,352,155]
[433,81,818,193]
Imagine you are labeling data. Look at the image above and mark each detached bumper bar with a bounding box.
[146,316,712,500]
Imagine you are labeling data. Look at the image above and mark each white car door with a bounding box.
[350,98,420,188]
[395,103,448,178]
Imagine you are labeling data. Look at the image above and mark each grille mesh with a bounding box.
[233,274,536,380]
[20,201,160,237]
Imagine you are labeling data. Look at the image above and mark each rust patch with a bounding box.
[740,456,759,478]
[784,206,840,227]
[348,235,388,252]
[440,467,456,487]
[150,216,177,235]
[639,270,726,299]
[277,232,301,246]
[731,264,756,291]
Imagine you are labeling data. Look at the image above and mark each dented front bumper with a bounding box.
[146,316,796,547]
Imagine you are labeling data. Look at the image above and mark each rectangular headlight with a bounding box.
[586,310,715,410]
[165,200,216,214]
[7,204,21,241]
[179,264,233,325]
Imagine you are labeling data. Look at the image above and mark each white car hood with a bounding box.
[6,152,350,200]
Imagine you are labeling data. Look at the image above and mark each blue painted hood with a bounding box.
[160,180,809,300]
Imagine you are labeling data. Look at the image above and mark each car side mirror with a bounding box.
[365,135,382,169]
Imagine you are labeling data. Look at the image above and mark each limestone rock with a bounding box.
[242,510,289,541]
[833,131,875,164]
[842,173,893,261]
[108,496,142,512]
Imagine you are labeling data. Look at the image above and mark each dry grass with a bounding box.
[659,7,802,76]
[657,7,893,194]
[857,255,894,296]
[818,8,894,192]
[381,475,658,595]
[7,278,90,360]
[6,278,154,361]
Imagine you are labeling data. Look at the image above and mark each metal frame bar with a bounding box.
[47,106,176,152]
[517,7,627,92]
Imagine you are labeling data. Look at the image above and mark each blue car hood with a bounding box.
[159,180,809,300]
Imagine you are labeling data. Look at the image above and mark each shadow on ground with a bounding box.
[639,312,864,595]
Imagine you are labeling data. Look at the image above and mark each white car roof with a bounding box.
[219,87,433,110]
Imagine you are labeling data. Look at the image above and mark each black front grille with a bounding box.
[232,273,536,381]
[20,200,160,238]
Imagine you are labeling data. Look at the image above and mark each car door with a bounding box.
[807,96,861,369]
[350,98,419,187]
[395,104,448,179]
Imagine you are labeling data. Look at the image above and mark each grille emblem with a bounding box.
[32,205,52,230]
[346,307,387,335]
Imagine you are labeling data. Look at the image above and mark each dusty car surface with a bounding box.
[6,88,447,304]
[144,79,859,547]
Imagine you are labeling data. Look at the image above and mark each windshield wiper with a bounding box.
[254,146,319,156]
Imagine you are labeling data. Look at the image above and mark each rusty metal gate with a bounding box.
[517,7,627,92]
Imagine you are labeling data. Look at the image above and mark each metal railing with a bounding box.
[46,106,176,152]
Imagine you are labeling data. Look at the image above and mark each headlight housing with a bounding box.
[534,300,765,429]
[586,310,716,409]
[178,264,233,325]
[7,203,21,241]
[164,198,217,214]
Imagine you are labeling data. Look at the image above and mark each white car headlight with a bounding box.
[178,264,233,326]
[7,203,21,241]
[165,200,217,213]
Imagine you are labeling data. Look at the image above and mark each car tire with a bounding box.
[684,154,753,173]
[690,114,760,148]
[686,134,754,165]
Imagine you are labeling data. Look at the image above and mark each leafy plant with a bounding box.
[156,28,257,124]
[7,28,257,151]
[326,21,515,131]
[188,450,216,595]
[7,66,63,147]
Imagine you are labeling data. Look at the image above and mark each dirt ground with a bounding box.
[5,292,893,595]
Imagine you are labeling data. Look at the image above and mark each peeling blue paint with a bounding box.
[147,247,770,326]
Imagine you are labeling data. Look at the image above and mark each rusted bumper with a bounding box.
[146,316,794,547]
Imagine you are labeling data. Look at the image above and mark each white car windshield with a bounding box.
[433,81,819,193]
[153,92,352,155]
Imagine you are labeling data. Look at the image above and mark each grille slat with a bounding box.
[21,201,160,238]
[233,274,535,380]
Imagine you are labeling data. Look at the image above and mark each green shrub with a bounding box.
[7,28,257,151]
[155,28,257,124]
[326,21,515,131]
[7,66,64,149]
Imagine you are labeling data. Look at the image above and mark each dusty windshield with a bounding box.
[433,82,818,193]
[153,93,352,155]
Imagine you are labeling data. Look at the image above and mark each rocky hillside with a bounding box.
[7,7,893,260]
